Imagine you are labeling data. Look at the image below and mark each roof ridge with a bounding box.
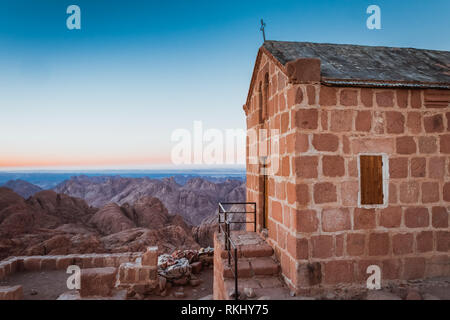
[263,40,450,54]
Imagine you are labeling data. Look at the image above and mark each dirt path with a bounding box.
[0,270,70,300]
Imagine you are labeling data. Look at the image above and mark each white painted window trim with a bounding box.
[357,153,389,209]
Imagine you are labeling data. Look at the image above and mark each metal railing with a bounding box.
[218,202,257,300]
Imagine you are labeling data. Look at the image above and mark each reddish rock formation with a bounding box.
[0,188,199,260]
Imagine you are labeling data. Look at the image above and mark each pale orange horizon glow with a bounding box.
[0,154,173,169]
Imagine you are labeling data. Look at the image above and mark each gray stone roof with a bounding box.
[263,41,450,88]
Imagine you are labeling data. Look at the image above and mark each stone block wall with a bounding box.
[116,247,158,288]
[244,48,450,294]
[0,253,142,281]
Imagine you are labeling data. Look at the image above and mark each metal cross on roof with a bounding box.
[260,19,266,42]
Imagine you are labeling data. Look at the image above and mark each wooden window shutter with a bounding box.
[360,155,384,205]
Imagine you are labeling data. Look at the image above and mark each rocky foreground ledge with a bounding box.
[0,247,214,300]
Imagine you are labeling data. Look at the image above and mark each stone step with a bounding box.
[223,257,279,279]
[219,243,274,259]
[218,231,274,259]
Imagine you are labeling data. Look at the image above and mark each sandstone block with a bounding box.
[424,114,444,133]
[355,111,372,132]
[322,155,345,177]
[80,267,117,297]
[312,133,339,152]
[223,260,251,278]
[0,286,23,300]
[313,182,337,204]
[368,233,389,256]
[321,208,350,232]
[323,260,354,284]
[23,257,41,271]
[293,209,318,233]
[295,156,318,178]
[386,111,405,134]
[56,257,75,270]
[432,207,448,228]
[376,91,394,107]
[319,86,337,106]
[379,207,402,228]
[396,136,416,154]
[251,257,279,276]
[346,233,365,256]
[340,89,358,106]
[311,235,333,259]
[405,207,429,228]
[403,257,425,280]
[392,233,413,255]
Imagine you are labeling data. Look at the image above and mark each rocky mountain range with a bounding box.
[2,179,43,198]
[53,176,245,225]
[0,187,199,260]
[0,175,246,259]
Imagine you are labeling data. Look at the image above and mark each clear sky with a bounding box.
[0,0,449,170]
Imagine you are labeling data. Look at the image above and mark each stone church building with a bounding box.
[240,41,450,294]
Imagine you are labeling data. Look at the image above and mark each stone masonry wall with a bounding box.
[245,49,450,294]
[0,253,142,281]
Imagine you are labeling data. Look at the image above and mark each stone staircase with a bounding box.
[214,231,289,300]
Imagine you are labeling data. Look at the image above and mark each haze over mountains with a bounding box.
[53,176,245,225]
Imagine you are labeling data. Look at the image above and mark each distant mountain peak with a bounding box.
[2,179,43,199]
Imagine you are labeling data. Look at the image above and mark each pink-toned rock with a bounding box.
[80,267,117,297]
[0,285,23,300]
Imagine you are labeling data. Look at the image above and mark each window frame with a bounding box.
[357,153,389,209]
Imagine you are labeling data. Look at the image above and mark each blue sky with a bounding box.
[0,0,449,169]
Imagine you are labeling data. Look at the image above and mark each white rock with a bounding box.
[244,287,256,298]
[57,291,81,300]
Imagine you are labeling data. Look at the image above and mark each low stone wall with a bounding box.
[116,247,158,291]
[0,252,142,281]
